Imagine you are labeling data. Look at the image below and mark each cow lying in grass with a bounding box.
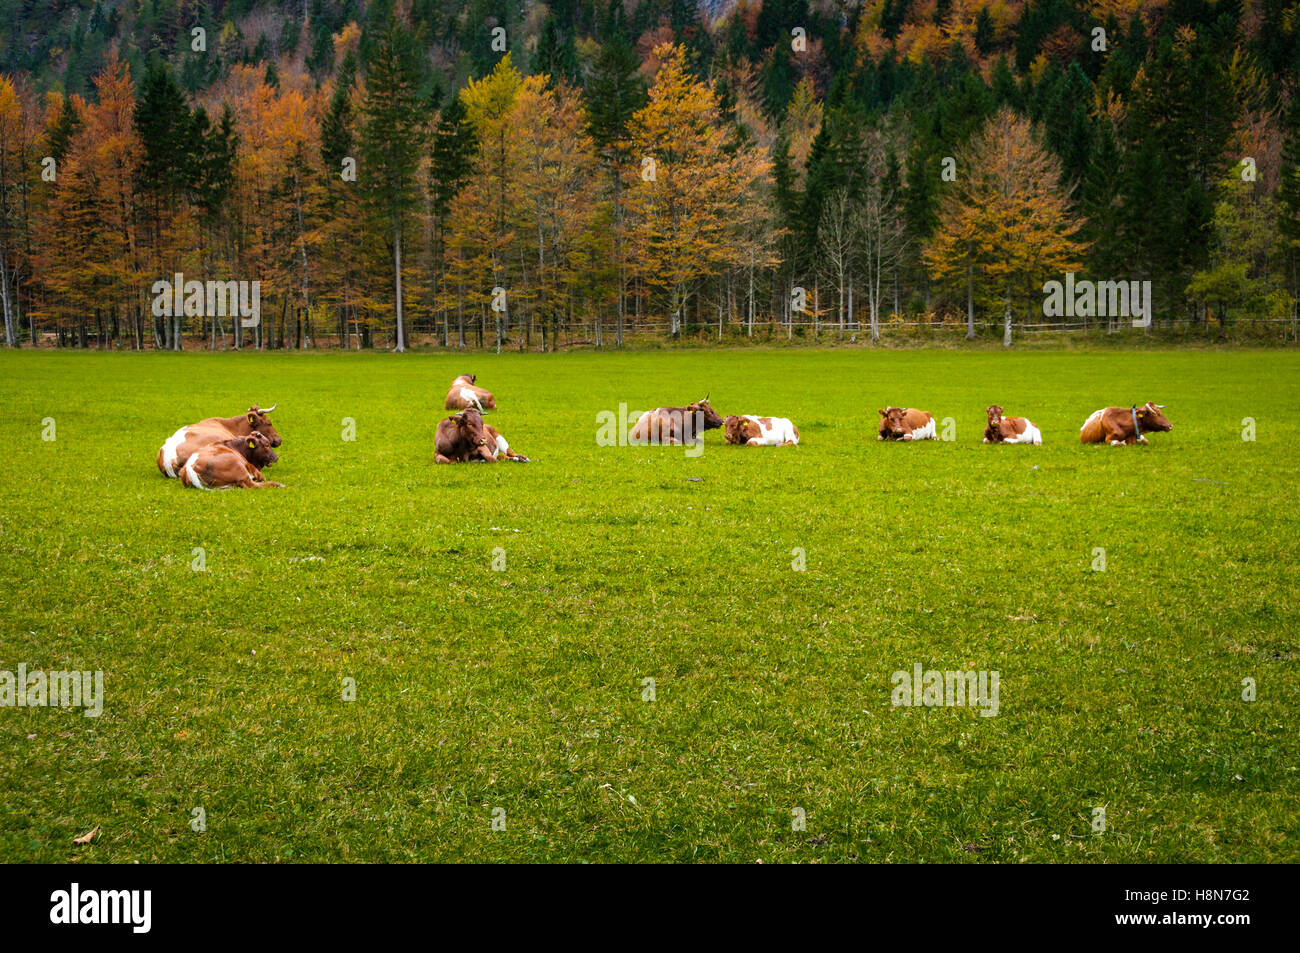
[877,407,937,441]
[180,432,284,490]
[435,407,529,463]
[983,405,1042,445]
[724,415,800,446]
[444,374,497,412]
[158,404,282,477]
[630,398,724,446]
[1080,402,1172,445]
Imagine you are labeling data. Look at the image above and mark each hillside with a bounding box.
[0,1,1297,348]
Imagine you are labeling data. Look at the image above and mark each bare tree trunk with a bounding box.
[393,226,406,352]
[966,264,976,340]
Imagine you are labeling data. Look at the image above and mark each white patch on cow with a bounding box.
[908,418,937,441]
[459,387,482,410]
[160,427,189,478]
[629,411,652,444]
[494,433,510,456]
[1008,420,1043,445]
[742,415,798,446]
[183,455,209,490]
[1081,409,1104,432]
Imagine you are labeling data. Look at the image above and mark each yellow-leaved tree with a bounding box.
[508,77,599,350]
[447,53,524,349]
[924,106,1087,339]
[625,42,771,336]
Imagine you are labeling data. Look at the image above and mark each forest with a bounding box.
[0,0,1297,349]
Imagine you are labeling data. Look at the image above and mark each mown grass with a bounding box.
[0,347,1296,863]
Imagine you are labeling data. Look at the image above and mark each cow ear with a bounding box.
[878,409,886,417]
[248,439,256,449]
[248,413,256,423]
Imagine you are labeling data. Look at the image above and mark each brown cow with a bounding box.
[877,407,937,441]
[180,432,284,490]
[724,415,800,446]
[444,374,497,412]
[435,407,529,463]
[630,398,724,446]
[1079,402,1172,445]
[983,405,1043,445]
[158,404,282,478]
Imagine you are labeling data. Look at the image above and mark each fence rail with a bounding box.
[20,311,1300,349]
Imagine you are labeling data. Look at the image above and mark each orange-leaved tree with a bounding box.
[924,106,1087,338]
[625,42,771,336]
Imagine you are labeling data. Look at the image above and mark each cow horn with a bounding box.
[262,403,277,413]
[1155,404,1166,409]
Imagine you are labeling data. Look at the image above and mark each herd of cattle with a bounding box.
[153,373,1174,489]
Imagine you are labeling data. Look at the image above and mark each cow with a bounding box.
[877,407,937,441]
[180,432,284,490]
[435,407,529,463]
[630,398,724,446]
[444,374,497,412]
[983,405,1043,445]
[724,414,800,446]
[158,404,282,478]
[1080,402,1172,445]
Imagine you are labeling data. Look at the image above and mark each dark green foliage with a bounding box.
[533,13,579,86]
[584,24,646,154]
[429,96,475,222]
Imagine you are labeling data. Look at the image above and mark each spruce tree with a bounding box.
[359,16,428,352]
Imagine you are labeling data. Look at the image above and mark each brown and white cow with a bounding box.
[724,414,800,446]
[630,398,724,446]
[877,407,937,441]
[444,374,497,412]
[180,431,284,490]
[435,407,529,463]
[1079,402,1172,445]
[158,405,282,478]
[983,405,1043,445]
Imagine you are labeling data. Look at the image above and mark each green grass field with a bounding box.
[1,347,1296,863]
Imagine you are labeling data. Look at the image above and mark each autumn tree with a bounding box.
[318,51,372,347]
[508,77,599,350]
[451,53,525,350]
[42,54,142,348]
[0,75,32,345]
[625,42,771,336]
[924,107,1087,338]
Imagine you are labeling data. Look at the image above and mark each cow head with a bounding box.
[986,405,1005,426]
[1136,401,1172,432]
[723,415,760,445]
[452,407,495,459]
[246,405,282,447]
[878,407,908,439]
[241,431,279,468]
[454,373,477,385]
[687,397,724,431]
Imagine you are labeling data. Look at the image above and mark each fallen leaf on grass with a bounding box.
[73,826,99,845]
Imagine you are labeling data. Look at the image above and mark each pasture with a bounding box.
[0,347,1296,863]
